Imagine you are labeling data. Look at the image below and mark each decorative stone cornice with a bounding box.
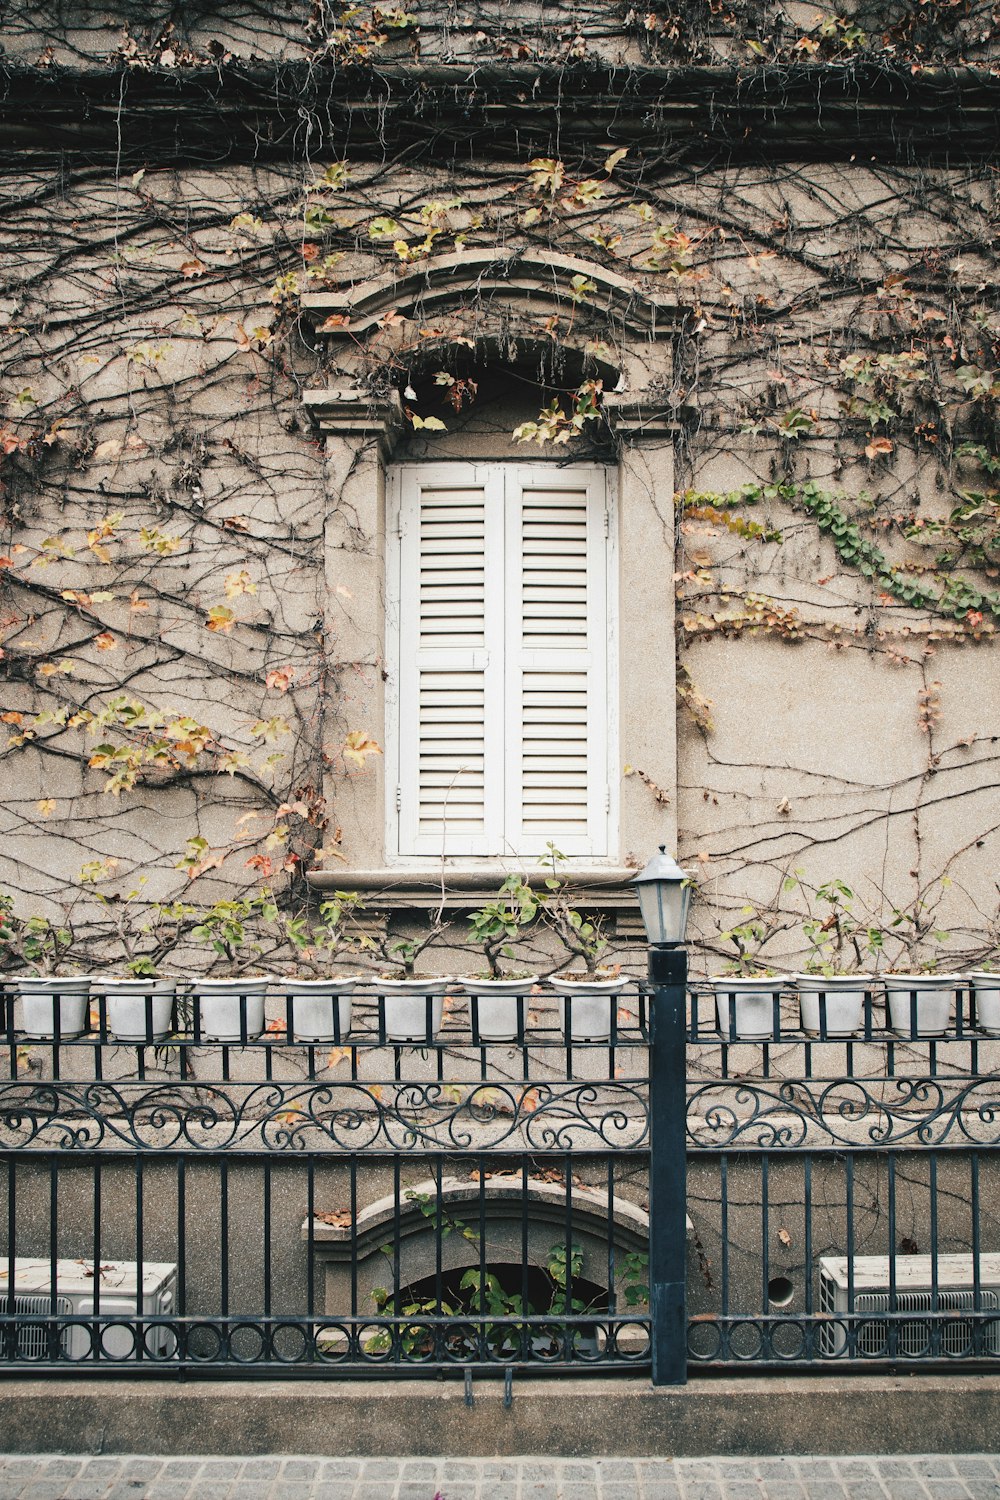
[301,388,404,454]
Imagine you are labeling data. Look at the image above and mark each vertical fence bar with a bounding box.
[649,944,688,1386]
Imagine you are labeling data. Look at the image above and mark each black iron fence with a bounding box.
[0,977,667,1379]
[2,967,1000,1381]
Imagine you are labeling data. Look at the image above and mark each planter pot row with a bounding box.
[710,973,1000,1039]
[6,974,630,1045]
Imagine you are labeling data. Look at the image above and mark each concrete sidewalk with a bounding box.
[0,1454,998,1500]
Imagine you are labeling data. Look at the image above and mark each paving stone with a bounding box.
[716,1485,764,1500]
[924,1484,974,1500]
[75,1461,123,1481]
[833,1484,888,1500]
[595,1460,640,1482]
[51,1483,111,1500]
[279,1461,322,1481]
[33,1462,85,1481]
[640,1482,683,1500]
[399,1461,440,1480]
[360,1460,402,1480]
[881,1482,929,1500]
[745,1462,799,1482]
[520,1486,559,1500]
[194,1460,245,1481]
[354,1487,394,1500]
[244,1462,283,1480]
[143,1483,198,1500]
[438,1463,480,1482]
[318,1461,362,1480]
[435,1487,478,1500]
[0,1485,31,1500]
[961,1483,999,1500]
[793,1461,838,1479]
[676,1483,724,1500]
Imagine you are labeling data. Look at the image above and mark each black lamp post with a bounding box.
[633,845,693,1387]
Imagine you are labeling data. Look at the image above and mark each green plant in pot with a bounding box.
[871,884,959,1037]
[189,892,277,1043]
[75,863,183,1043]
[274,891,368,1043]
[969,952,1000,1035]
[465,874,540,1041]
[368,911,455,1043]
[539,845,625,1042]
[709,910,788,1041]
[786,874,875,1037]
[5,901,91,1041]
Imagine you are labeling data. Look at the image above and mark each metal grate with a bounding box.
[818,1279,1000,1358]
[0,1294,72,1359]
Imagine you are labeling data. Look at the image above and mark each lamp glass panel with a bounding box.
[637,880,689,944]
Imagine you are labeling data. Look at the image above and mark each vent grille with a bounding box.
[818,1266,1000,1358]
[0,1294,72,1359]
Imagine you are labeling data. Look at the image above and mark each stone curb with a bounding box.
[1,1375,999,1458]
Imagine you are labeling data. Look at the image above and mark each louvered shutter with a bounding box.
[388,463,612,859]
[505,468,609,856]
[392,466,505,856]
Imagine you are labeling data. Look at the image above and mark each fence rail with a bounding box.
[1,968,999,1381]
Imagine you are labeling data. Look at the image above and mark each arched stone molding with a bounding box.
[304,251,679,893]
[305,1174,651,1326]
[302,247,678,431]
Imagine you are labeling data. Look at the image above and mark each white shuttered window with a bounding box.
[387,464,615,860]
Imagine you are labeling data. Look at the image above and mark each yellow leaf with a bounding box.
[205,606,235,633]
[224,569,256,598]
[94,632,117,651]
[37,798,56,818]
[343,731,383,768]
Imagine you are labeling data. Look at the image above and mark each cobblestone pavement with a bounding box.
[0,1454,998,1500]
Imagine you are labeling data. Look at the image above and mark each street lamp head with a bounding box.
[630,845,694,946]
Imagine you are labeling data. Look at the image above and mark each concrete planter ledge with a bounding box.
[1,1374,999,1458]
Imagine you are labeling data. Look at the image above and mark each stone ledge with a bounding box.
[1,1374,999,1459]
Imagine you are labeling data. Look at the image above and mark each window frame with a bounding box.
[384,459,620,868]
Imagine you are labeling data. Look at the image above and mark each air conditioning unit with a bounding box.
[819,1253,1000,1359]
[0,1258,177,1362]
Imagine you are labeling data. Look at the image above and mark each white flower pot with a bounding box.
[377,978,451,1041]
[278,977,359,1042]
[16,976,91,1040]
[549,974,628,1042]
[884,974,958,1037]
[794,974,872,1037]
[190,978,268,1042]
[969,973,1000,1035]
[466,978,539,1042]
[711,977,786,1040]
[98,979,177,1043]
